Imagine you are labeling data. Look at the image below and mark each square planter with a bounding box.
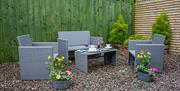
[52,80,70,90]
[137,72,152,82]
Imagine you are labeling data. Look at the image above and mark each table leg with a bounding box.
[128,52,135,64]
[75,52,88,73]
[104,51,117,65]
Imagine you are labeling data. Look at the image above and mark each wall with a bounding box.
[0,0,134,62]
[135,0,180,53]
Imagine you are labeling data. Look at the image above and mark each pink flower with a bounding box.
[66,70,72,75]
[150,67,158,73]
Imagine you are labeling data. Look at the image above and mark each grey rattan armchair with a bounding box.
[17,34,58,80]
[57,31,103,63]
[128,34,166,72]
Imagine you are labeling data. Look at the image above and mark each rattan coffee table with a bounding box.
[75,48,117,73]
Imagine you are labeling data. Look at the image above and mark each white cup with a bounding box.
[90,45,96,48]
[106,44,111,47]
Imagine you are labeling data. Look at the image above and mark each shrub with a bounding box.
[108,16,128,45]
[124,34,147,45]
[152,12,171,45]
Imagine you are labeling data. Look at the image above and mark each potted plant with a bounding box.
[46,56,72,90]
[136,50,159,82]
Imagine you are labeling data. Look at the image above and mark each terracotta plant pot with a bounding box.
[52,80,70,90]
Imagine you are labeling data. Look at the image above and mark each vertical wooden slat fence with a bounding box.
[135,0,180,53]
[0,0,134,62]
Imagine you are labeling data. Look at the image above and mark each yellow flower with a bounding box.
[48,56,51,59]
[137,54,143,59]
[56,75,61,80]
[56,57,59,60]
[61,56,64,60]
[57,58,61,62]
[69,60,72,64]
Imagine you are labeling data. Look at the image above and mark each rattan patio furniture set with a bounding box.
[17,31,165,80]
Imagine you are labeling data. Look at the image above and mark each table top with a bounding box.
[75,48,117,55]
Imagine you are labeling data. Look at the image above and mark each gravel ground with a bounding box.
[0,46,180,91]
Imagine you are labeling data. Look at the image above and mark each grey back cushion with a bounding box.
[152,33,166,44]
[17,34,32,46]
[58,31,90,46]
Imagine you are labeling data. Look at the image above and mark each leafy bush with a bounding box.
[152,12,171,45]
[108,16,128,45]
[124,34,146,45]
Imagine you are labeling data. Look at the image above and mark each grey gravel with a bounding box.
[0,45,180,91]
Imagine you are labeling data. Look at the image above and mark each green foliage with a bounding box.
[108,16,128,45]
[124,34,146,45]
[152,12,171,45]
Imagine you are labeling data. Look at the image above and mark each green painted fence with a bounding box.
[0,0,134,63]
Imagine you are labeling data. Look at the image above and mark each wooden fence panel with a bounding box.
[0,0,134,62]
[135,0,180,53]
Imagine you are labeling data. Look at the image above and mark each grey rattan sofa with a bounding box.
[17,34,58,80]
[128,34,166,72]
[57,31,103,63]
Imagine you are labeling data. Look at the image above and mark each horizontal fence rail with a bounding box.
[0,0,134,63]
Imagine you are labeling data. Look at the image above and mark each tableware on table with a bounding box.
[97,38,103,48]
[77,50,86,52]
[88,45,98,52]
[105,44,112,48]
[88,48,98,52]
[101,48,109,51]
[85,42,89,47]
[90,45,96,48]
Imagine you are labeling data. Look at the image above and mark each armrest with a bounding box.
[32,42,58,53]
[32,42,57,46]
[19,46,53,49]
[57,38,68,63]
[136,44,165,46]
[19,46,53,59]
[57,38,68,41]
[135,44,165,53]
[128,40,152,50]
[90,36,103,45]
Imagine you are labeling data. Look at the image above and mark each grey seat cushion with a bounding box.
[68,46,89,51]
[58,31,90,46]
